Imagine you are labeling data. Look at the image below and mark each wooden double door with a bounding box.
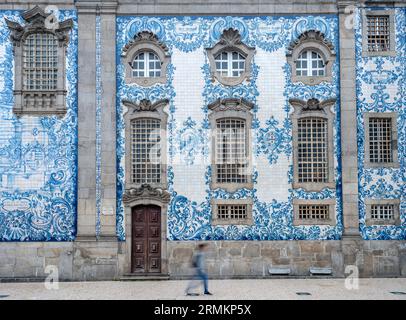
[131,205,162,273]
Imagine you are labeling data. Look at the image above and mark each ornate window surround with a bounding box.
[292,199,336,226]
[364,112,399,168]
[208,97,254,192]
[5,6,73,117]
[365,198,401,226]
[286,30,336,85]
[121,31,170,87]
[290,97,336,191]
[123,98,169,191]
[206,28,255,86]
[211,198,254,226]
[361,9,396,57]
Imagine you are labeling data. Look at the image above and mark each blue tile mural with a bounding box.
[116,15,343,241]
[355,8,406,240]
[0,10,78,241]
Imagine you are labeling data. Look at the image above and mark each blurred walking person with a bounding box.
[185,243,213,296]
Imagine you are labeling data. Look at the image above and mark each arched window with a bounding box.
[214,51,246,77]
[295,50,325,77]
[286,30,335,85]
[132,51,162,78]
[122,31,170,87]
[206,28,255,86]
[23,33,58,91]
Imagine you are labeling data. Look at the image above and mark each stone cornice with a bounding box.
[208,98,254,113]
[75,0,118,13]
[122,99,169,113]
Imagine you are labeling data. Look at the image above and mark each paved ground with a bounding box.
[1,278,406,300]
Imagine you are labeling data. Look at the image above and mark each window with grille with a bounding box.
[298,204,329,220]
[215,51,246,77]
[296,50,325,76]
[367,15,390,52]
[217,204,247,221]
[297,117,328,183]
[370,204,395,220]
[132,51,161,77]
[215,118,247,184]
[131,118,161,184]
[369,117,393,163]
[23,33,58,91]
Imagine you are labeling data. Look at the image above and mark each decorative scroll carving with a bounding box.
[208,97,254,113]
[123,98,169,113]
[123,184,171,204]
[286,30,335,56]
[289,97,336,114]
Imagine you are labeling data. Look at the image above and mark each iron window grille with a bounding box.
[367,15,390,52]
[215,118,247,184]
[217,204,248,220]
[297,117,328,183]
[23,33,58,91]
[369,117,393,163]
[370,204,395,220]
[131,118,161,185]
[298,204,329,220]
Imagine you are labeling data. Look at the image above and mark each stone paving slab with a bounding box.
[0,279,406,300]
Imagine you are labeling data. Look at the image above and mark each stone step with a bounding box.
[309,267,332,275]
[120,274,170,281]
[0,277,47,283]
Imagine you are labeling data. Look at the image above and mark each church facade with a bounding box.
[0,0,404,280]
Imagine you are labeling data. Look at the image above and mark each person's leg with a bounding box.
[197,269,209,294]
[185,268,199,294]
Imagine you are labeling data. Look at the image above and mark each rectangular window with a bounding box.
[215,118,247,184]
[367,15,390,52]
[368,117,392,163]
[131,118,161,185]
[298,204,329,220]
[23,33,58,91]
[217,204,247,220]
[297,117,328,183]
[370,204,395,220]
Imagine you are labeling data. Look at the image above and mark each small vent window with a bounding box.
[370,204,395,220]
[298,204,329,220]
[217,204,247,220]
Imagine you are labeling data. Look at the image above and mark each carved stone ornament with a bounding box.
[289,97,336,114]
[121,31,171,87]
[5,6,73,117]
[123,184,171,204]
[286,29,336,85]
[123,98,169,113]
[206,28,255,86]
[208,97,254,113]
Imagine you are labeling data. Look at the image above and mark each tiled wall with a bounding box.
[0,10,78,241]
[355,8,406,240]
[116,15,343,241]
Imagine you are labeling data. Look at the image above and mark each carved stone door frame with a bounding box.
[123,185,170,275]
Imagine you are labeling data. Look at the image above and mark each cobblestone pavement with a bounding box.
[1,278,406,300]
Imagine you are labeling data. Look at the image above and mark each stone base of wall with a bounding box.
[0,239,405,280]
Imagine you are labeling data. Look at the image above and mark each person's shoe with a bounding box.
[204,292,213,295]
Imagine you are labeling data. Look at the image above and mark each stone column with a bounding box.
[76,2,97,239]
[338,1,360,238]
[99,2,118,238]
